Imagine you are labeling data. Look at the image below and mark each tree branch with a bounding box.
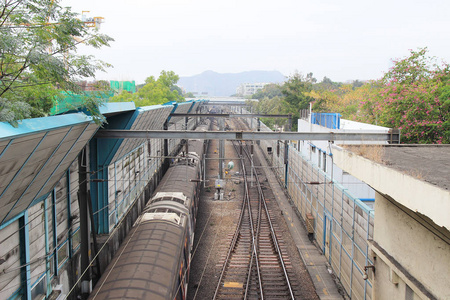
[0,0,24,27]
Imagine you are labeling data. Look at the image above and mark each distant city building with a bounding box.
[76,80,110,91]
[236,82,269,96]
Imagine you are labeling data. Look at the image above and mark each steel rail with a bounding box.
[242,144,296,300]
[213,146,251,299]
[212,162,247,299]
[236,142,264,300]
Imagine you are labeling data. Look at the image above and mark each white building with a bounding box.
[297,113,392,208]
[236,82,269,96]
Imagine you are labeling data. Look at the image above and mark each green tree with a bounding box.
[110,71,185,106]
[352,80,365,89]
[0,0,114,125]
[184,92,195,98]
[358,48,450,143]
[251,83,282,100]
[248,95,291,130]
[312,76,342,92]
[281,72,314,109]
[279,72,315,130]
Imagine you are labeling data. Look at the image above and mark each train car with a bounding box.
[88,120,210,300]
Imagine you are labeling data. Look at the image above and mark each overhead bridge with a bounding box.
[170,113,291,118]
[95,129,401,143]
[200,101,249,106]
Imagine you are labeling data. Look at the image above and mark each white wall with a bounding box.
[298,119,376,201]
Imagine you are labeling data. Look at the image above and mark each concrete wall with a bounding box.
[332,146,450,300]
[371,192,450,300]
[331,146,450,230]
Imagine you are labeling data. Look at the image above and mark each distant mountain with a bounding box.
[178,70,286,97]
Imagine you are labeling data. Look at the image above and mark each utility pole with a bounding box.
[218,118,224,179]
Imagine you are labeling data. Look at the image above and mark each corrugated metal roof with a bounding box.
[109,105,174,163]
[0,114,98,225]
[190,101,200,114]
[169,102,194,126]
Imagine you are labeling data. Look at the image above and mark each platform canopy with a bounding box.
[0,114,99,226]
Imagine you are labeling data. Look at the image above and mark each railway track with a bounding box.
[213,131,300,299]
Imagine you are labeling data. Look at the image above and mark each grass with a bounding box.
[403,169,425,180]
[343,144,427,180]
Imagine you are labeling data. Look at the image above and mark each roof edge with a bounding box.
[0,113,93,140]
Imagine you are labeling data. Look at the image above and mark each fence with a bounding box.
[286,146,374,299]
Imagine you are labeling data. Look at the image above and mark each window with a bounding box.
[57,242,69,268]
[318,152,322,168]
[31,275,47,300]
[150,196,185,205]
[405,284,415,300]
[72,229,80,252]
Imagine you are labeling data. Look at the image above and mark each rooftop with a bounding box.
[381,145,450,191]
[332,144,450,229]
[342,144,450,191]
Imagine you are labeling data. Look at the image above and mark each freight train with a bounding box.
[88,120,210,300]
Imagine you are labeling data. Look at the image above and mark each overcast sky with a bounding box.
[63,0,450,84]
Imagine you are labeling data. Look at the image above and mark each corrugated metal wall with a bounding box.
[286,147,374,299]
[0,160,83,300]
